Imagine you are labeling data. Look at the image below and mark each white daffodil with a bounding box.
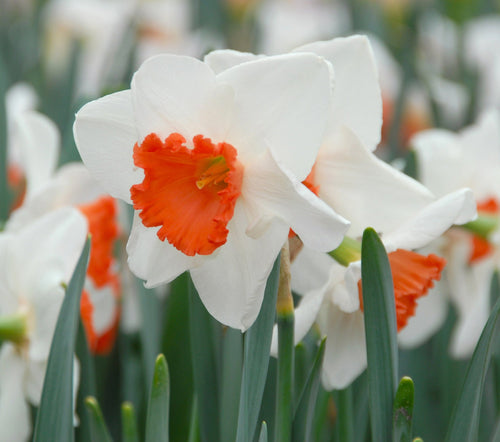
[7,111,122,355]
[43,0,134,97]
[74,52,350,331]
[0,207,87,442]
[410,109,500,358]
[272,125,476,389]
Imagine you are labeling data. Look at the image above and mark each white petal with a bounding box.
[315,125,435,239]
[190,202,288,331]
[14,111,59,198]
[319,302,367,390]
[411,129,470,196]
[8,163,105,232]
[74,90,141,204]
[84,280,118,335]
[295,35,382,150]
[338,262,362,313]
[126,212,202,288]
[24,357,46,406]
[398,281,448,348]
[448,250,495,358]
[291,247,334,295]
[131,54,218,142]
[270,287,325,356]
[243,149,349,252]
[204,49,261,74]
[218,52,333,179]
[0,345,31,442]
[383,189,477,252]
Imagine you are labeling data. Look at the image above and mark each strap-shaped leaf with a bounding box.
[188,277,220,442]
[445,297,500,441]
[121,402,139,442]
[393,377,414,442]
[85,397,112,442]
[145,354,170,442]
[236,256,280,442]
[361,228,398,442]
[33,238,90,442]
[293,338,326,442]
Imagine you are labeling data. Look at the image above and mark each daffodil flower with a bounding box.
[74,53,349,331]
[410,109,500,358]
[0,207,87,441]
[8,111,122,355]
[273,126,476,389]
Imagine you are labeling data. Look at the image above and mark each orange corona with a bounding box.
[358,249,446,330]
[130,132,243,256]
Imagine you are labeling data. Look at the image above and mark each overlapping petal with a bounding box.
[217,52,333,180]
[315,125,435,238]
[74,90,141,203]
[190,203,288,331]
[243,149,349,252]
[295,35,382,150]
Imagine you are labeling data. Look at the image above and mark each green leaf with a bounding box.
[145,354,170,442]
[275,308,294,442]
[121,402,139,442]
[393,377,415,442]
[33,238,90,442]
[84,397,113,442]
[137,278,163,388]
[293,338,326,442]
[161,273,194,442]
[220,328,243,442]
[236,256,280,442]
[334,386,355,442]
[361,228,398,442]
[445,296,500,442]
[75,319,97,442]
[188,277,220,442]
[258,422,268,442]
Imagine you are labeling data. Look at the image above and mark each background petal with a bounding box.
[295,35,382,150]
[316,126,434,239]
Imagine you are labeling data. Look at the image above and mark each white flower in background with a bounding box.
[256,0,351,55]
[43,0,134,97]
[7,111,122,355]
[410,109,500,358]
[212,35,477,388]
[275,126,475,389]
[464,15,500,111]
[0,208,87,442]
[74,52,350,331]
[4,83,38,204]
[134,0,220,66]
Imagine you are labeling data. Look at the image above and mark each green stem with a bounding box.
[329,237,362,267]
[275,242,294,442]
[0,312,28,343]
[462,215,498,239]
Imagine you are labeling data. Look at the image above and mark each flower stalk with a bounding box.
[0,312,28,344]
[275,241,295,442]
[329,236,362,267]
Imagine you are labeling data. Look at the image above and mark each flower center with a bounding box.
[130,132,244,256]
[358,249,446,330]
[468,197,500,263]
[78,196,120,287]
